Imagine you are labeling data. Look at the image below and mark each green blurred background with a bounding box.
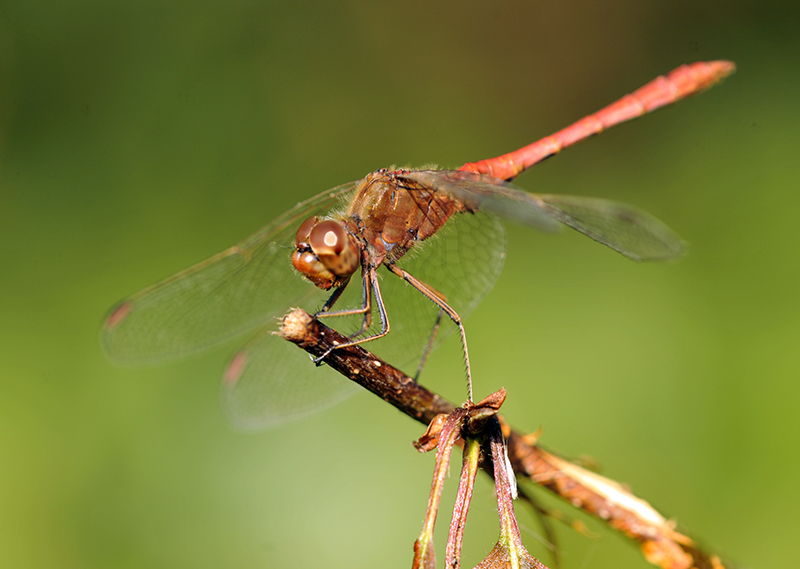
[1,1,798,567]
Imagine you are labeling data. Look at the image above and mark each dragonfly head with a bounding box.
[292,216,360,290]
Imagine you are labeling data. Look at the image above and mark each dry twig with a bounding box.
[280,309,727,569]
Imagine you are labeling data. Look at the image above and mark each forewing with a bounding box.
[403,170,685,261]
[402,170,560,232]
[531,194,686,261]
[102,181,360,364]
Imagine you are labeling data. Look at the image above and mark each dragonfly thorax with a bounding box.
[292,216,361,290]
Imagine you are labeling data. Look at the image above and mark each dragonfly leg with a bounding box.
[349,265,374,338]
[314,265,391,363]
[385,262,473,403]
[316,265,372,327]
[413,308,444,382]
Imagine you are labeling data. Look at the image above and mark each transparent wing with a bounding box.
[520,194,686,261]
[102,180,360,364]
[403,170,685,261]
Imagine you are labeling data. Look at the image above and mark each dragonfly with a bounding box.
[103,60,735,430]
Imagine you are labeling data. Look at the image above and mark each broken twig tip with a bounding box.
[279,308,315,344]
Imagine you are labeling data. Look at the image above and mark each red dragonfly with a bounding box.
[104,60,734,430]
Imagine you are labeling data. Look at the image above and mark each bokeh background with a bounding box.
[2,1,798,567]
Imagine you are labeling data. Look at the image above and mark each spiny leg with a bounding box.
[413,308,444,382]
[385,262,474,402]
[349,264,374,338]
[315,265,392,362]
[316,248,377,338]
[316,265,373,337]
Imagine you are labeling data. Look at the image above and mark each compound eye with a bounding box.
[309,220,348,255]
[295,216,320,247]
[305,220,359,278]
